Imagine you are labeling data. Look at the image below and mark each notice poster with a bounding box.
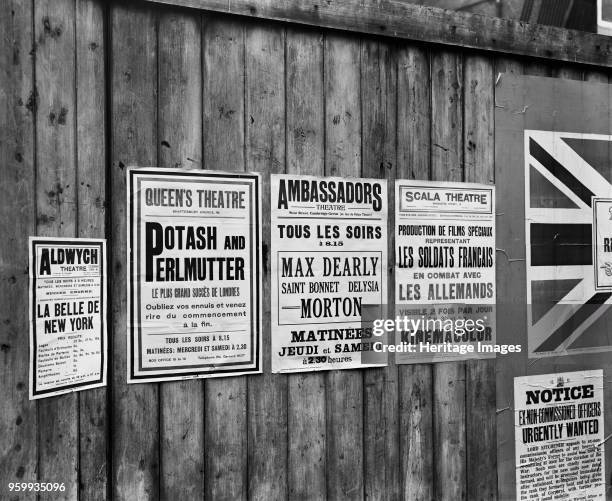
[29,237,107,399]
[270,174,388,373]
[514,370,605,500]
[127,168,261,383]
[394,180,497,363]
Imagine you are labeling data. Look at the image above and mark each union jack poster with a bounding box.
[525,130,612,357]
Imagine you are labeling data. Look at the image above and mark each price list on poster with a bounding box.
[29,237,107,399]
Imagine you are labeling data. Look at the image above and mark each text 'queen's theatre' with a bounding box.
[127,168,262,382]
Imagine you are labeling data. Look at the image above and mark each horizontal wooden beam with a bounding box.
[144,0,612,68]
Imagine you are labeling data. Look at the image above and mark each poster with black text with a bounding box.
[29,237,107,399]
[514,370,605,500]
[394,180,496,363]
[128,168,261,382]
[271,174,388,373]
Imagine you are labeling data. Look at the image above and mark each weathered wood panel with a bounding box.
[463,54,497,501]
[146,0,612,68]
[157,8,205,501]
[245,21,288,501]
[285,28,328,501]
[110,4,160,500]
[76,1,108,499]
[396,44,435,501]
[0,0,37,498]
[34,2,79,499]
[324,33,364,501]
[431,49,467,501]
[202,16,249,501]
[361,37,400,501]
[493,55,525,501]
[5,2,612,500]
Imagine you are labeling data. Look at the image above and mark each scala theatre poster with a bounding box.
[496,73,612,499]
[270,174,388,372]
[394,179,496,363]
[127,168,261,382]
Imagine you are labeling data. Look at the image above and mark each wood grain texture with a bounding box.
[245,21,288,501]
[0,0,37,498]
[7,1,612,498]
[397,45,431,181]
[396,44,434,501]
[146,0,612,68]
[285,28,327,501]
[463,54,496,501]
[431,51,463,182]
[493,55,524,501]
[325,35,361,178]
[324,33,364,501]
[76,1,108,499]
[158,9,203,170]
[157,8,205,501]
[202,15,248,501]
[399,365,434,501]
[431,49,467,501]
[361,38,399,501]
[34,2,79,499]
[110,5,159,500]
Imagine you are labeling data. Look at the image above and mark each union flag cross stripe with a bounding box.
[525,130,612,356]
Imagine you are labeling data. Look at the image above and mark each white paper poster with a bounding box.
[271,174,388,372]
[29,237,107,399]
[514,370,605,500]
[394,180,496,363]
[127,168,261,382]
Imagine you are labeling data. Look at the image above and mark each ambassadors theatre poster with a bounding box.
[270,174,388,372]
[127,168,261,383]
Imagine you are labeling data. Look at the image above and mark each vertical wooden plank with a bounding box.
[397,45,431,181]
[396,44,434,501]
[493,55,524,501]
[76,0,108,499]
[0,0,37,496]
[202,15,248,501]
[285,28,327,501]
[157,8,204,501]
[398,367,433,501]
[245,22,288,501]
[430,49,466,501]
[286,30,325,177]
[463,54,496,501]
[34,1,78,498]
[431,51,463,180]
[361,38,399,501]
[110,4,159,500]
[158,10,202,169]
[324,33,364,501]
